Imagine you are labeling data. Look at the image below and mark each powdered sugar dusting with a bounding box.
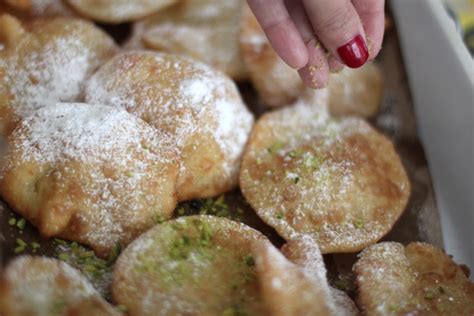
[86,51,253,182]
[1,256,104,315]
[2,103,178,254]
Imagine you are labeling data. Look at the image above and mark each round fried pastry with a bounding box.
[0,256,120,316]
[354,242,474,315]
[240,4,303,107]
[0,103,179,257]
[112,215,266,316]
[0,14,117,136]
[66,0,177,23]
[240,102,410,254]
[138,0,247,80]
[328,64,383,118]
[86,51,254,202]
[5,0,76,17]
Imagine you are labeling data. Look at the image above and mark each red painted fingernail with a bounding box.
[337,34,369,68]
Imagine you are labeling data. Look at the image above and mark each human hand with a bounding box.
[247,0,385,88]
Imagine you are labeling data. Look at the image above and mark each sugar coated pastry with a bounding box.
[5,0,76,17]
[328,64,383,118]
[66,0,177,24]
[137,0,247,80]
[240,3,303,107]
[0,103,179,257]
[354,242,474,316]
[240,101,410,254]
[253,237,358,316]
[0,256,121,316]
[86,51,254,202]
[0,14,117,136]
[112,215,266,316]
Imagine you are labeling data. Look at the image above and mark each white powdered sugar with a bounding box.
[85,51,253,178]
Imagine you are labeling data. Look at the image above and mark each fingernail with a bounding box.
[337,34,368,68]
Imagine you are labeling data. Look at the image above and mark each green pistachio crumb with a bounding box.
[16,218,26,230]
[126,172,134,177]
[267,141,284,154]
[54,238,68,246]
[388,304,398,312]
[354,219,364,229]
[222,307,237,316]
[244,255,255,267]
[8,217,16,226]
[116,305,128,312]
[256,157,263,165]
[31,242,40,252]
[58,253,69,261]
[424,290,435,300]
[107,243,121,266]
[276,212,284,220]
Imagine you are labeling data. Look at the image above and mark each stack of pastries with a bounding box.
[0,1,472,315]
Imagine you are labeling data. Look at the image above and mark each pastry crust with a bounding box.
[0,256,120,316]
[253,236,358,316]
[5,0,76,17]
[112,215,266,316]
[66,0,178,24]
[354,242,474,316]
[0,14,117,136]
[136,0,247,80]
[86,51,254,202]
[240,101,410,254]
[0,103,179,257]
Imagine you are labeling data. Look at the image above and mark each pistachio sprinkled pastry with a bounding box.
[240,99,410,254]
[354,242,474,316]
[66,0,177,24]
[85,51,254,202]
[132,0,247,80]
[0,256,121,316]
[0,14,118,136]
[0,103,179,257]
[112,215,267,316]
[4,0,76,17]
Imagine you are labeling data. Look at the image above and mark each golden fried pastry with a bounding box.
[280,236,359,315]
[85,51,254,202]
[328,64,383,118]
[354,242,474,316]
[240,102,410,254]
[0,256,120,316]
[5,0,76,17]
[136,0,247,80]
[0,103,179,257]
[253,236,358,316]
[0,14,117,136]
[112,215,266,316]
[240,4,383,116]
[66,0,177,24]
[240,4,303,107]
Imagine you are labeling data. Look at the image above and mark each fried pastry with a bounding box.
[0,256,120,316]
[329,64,383,118]
[354,242,474,316]
[0,103,179,257]
[5,0,76,17]
[136,0,247,80]
[240,4,383,115]
[112,215,266,316]
[240,4,303,107]
[0,14,117,136]
[240,101,410,254]
[253,237,358,316]
[85,51,254,202]
[66,0,177,24]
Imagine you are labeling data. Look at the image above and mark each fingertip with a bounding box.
[298,62,330,90]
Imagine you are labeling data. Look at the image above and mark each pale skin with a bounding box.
[247,0,385,88]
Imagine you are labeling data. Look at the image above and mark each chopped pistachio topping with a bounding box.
[267,141,284,154]
[276,212,284,220]
[16,218,26,230]
[14,238,27,253]
[31,242,41,253]
[8,217,16,226]
[107,242,121,266]
[244,255,255,267]
[116,305,128,313]
[354,219,364,229]
[424,290,435,300]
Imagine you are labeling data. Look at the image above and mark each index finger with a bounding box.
[247,0,308,69]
